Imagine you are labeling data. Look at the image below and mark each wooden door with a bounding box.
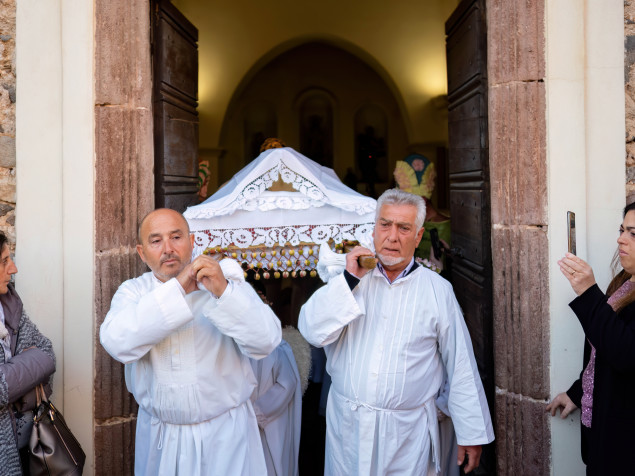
[151,0,199,211]
[446,0,495,473]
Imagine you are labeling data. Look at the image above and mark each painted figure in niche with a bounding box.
[250,132,267,160]
[301,115,332,167]
[197,160,210,202]
[343,167,359,192]
[356,126,386,198]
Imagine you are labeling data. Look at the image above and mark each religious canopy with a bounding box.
[183,147,376,279]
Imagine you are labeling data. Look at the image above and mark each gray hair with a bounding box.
[375,189,426,229]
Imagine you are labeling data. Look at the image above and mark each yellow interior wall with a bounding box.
[171,0,458,151]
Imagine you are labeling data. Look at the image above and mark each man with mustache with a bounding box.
[100,208,281,475]
[299,189,494,475]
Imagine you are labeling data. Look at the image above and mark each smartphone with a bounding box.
[567,211,576,255]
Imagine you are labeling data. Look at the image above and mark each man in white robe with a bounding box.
[250,339,302,476]
[299,189,494,475]
[100,208,281,476]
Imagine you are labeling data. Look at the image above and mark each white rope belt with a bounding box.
[332,388,442,474]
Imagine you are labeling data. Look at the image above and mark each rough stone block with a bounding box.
[0,135,14,167]
[0,1,15,39]
[95,106,154,251]
[488,0,545,84]
[492,225,550,399]
[95,251,145,331]
[627,1,635,32]
[489,81,547,226]
[95,252,143,420]
[94,342,138,420]
[0,73,15,136]
[95,0,151,107]
[0,165,16,203]
[495,391,550,476]
[95,419,136,476]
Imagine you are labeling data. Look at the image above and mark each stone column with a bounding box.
[94,1,154,474]
[487,1,550,474]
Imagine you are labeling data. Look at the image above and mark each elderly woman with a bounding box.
[547,201,635,475]
[0,232,55,475]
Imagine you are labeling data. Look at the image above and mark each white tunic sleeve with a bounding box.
[100,277,195,364]
[202,280,281,360]
[252,346,298,428]
[436,281,495,446]
[298,273,364,347]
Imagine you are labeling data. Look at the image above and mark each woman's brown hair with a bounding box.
[606,201,635,311]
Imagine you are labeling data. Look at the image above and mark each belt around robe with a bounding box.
[331,388,441,474]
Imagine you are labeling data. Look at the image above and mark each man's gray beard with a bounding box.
[377,253,405,266]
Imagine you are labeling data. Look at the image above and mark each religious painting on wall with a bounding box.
[243,101,278,163]
[299,92,334,167]
[354,104,388,198]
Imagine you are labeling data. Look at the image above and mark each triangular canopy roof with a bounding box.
[184,147,376,252]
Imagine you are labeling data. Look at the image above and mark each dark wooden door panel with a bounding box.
[158,102,198,177]
[446,0,495,473]
[446,5,482,94]
[448,92,487,174]
[448,148,485,175]
[450,189,486,265]
[158,17,197,100]
[452,270,492,376]
[152,0,199,211]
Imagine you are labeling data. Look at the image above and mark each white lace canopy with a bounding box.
[185,148,376,256]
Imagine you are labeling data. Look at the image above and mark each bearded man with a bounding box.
[299,189,494,475]
[100,208,281,475]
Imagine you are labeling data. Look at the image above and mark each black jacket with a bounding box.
[566,284,635,475]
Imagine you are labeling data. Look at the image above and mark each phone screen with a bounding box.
[567,211,576,255]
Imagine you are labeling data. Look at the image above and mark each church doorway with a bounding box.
[93,0,515,474]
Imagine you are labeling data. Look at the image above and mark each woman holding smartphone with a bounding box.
[547,201,635,475]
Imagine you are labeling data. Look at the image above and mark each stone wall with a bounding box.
[487,0,551,474]
[626,2,635,197]
[0,0,15,247]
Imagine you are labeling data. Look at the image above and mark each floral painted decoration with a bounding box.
[393,154,436,199]
[415,256,441,273]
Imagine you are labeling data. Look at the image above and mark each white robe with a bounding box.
[100,269,282,476]
[299,265,494,476]
[250,340,302,476]
[435,378,459,476]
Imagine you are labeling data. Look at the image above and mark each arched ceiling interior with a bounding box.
[218,41,410,186]
[171,0,458,150]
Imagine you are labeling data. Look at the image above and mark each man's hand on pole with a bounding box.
[345,246,375,279]
[190,255,228,297]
